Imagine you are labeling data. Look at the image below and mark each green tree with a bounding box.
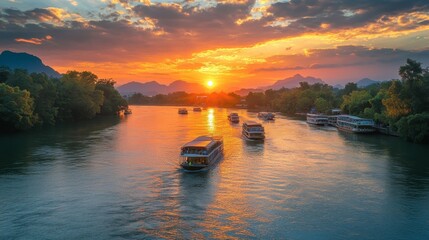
[0,83,37,131]
[315,97,331,113]
[57,71,104,121]
[396,113,429,143]
[399,58,429,113]
[343,82,358,95]
[30,73,58,125]
[341,90,372,115]
[95,79,127,115]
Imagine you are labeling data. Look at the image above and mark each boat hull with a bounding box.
[181,164,208,171]
[306,121,327,126]
[337,125,376,133]
[242,131,265,141]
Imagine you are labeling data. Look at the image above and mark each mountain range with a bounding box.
[234,74,326,96]
[0,50,383,95]
[0,50,61,78]
[117,80,207,96]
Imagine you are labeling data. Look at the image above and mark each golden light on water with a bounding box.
[207,108,215,133]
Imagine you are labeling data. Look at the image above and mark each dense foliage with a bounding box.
[0,69,127,131]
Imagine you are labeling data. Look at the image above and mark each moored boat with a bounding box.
[242,121,265,140]
[328,115,338,126]
[336,115,376,133]
[228,113,240,123]
[178,108,188,114]
[193,107,202,112]
[180,136,224,171]
[306,113,328,125]
[124,108,132,115]
[258,112,275,120]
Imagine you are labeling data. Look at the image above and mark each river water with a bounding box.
[1,106,429,239]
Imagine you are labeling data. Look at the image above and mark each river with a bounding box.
[1,106,429,239]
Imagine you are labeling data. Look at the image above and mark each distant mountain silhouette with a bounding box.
[117,80,206,96]
[0,50,61,78]
[356,78,380,88]
[168,80,206,93]
[333,84,344,89]
[265,74,325,90]
[234,88,264,96]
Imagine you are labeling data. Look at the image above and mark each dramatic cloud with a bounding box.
[15,35,52,45]
[0,0,428,89]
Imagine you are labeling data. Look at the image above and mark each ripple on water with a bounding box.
[1,106,429,240]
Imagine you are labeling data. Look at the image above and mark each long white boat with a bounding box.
[328,115,338,126]
[336,115,376,133]
[242,121,265,140]
[180,136,224,171]
[306,113,328,125]
[228,112,240,123]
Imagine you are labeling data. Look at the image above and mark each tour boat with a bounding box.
[124,108,132,115]
[228,113,240,123]
[258,112,275,120]
[242,121,265,140]
[193,107,202,112]
[306,113,328,125]
[178,108,188,114]
[180,136,224,171]
[328,115,338,126]
[336,115,376,133]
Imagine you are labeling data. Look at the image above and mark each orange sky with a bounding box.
[1,0,429,90]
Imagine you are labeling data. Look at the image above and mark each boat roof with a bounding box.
[307,113,327,117]
[182,136,222,148]
[229,112,238,115]
[244,121,262,126]
[338,115,373,121]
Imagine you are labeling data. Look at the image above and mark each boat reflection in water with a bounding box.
[180,135,224,172]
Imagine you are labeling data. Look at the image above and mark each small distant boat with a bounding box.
[258,112,275,120]
[124,108,132,115]
[242,121,265,140]
[178,108,188,114]
[228,112,240,123]
[193,107,202,112]
[180,136,224,171]
[336,115,376,133]
[306,113,328,125]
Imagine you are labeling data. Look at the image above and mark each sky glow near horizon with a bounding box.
[1,0,429,89]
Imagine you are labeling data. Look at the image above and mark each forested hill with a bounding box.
[0,51,61,78]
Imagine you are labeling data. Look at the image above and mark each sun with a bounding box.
[207,80,214,88]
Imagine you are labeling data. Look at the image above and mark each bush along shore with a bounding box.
[0,69,127,132]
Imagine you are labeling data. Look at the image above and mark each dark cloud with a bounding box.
[256,46,429,72]
[0,8,61,25]
[269,0,429,30]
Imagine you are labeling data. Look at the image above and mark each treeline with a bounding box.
[127,59,429,143]
[128,91,242,108]
[0,68,127,131]
[246,59,429,143]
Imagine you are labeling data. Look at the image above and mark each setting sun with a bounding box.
[207,80,214,88]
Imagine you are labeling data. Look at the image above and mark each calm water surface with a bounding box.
[1,106,429,239]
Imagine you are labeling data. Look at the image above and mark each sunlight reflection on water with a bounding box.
[0,106,429,239]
